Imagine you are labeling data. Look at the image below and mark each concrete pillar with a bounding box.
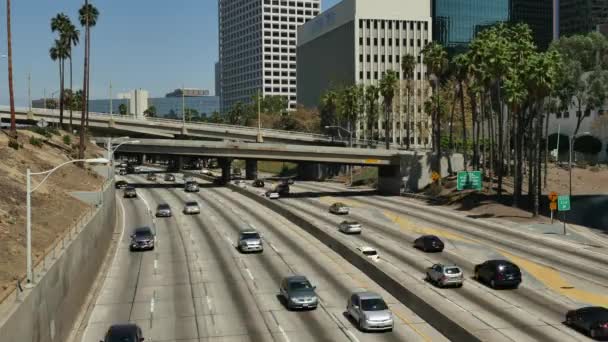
[245,160,258,180]
[142,154,147,165]
[219,158,232,183]
[378,165,401,196]
[297,162,329,181]
[177,156,184,171]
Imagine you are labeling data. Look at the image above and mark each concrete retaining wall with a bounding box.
[0,185,116,342]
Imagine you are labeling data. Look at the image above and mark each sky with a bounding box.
[0,0,341,106]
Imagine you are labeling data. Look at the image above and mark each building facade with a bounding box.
[218,0,320,113]
[165,88,210,97]
[548,106,608,162]
[560,0,608,36]
[432,0,553,54]
[297,0,432,147]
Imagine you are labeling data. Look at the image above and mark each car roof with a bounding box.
[358,246,376,252]
[185,201,198,205]
[486,259,516,266]
[134,226,152,234]
[239,229,259,234]
[576,306,608,314]
[421,235,440,239]
[109,324,139,332]
[284,275,309,282]
[353,291,382,300]
[157,203,170,207]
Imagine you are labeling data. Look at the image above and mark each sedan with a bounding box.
[147,173,157,181]
[123,186,137,198]
[265,190,280,199]
[185,182,200,192]
[426,264,464,288]
[566,306,608,340]
[339,220,362,234]
[183,201,200,215]
[164,174,176,182]
[155,203,172,217]
[101,324,145,342]
[118,169,127,176]
[357,246,379,262]
[252,179,265,188]
[347,291,393,332]
[414,235,444,252]
[280,275,318,310]
[130,227,154,251]
[329,202,349,215]
[115,180,128,189]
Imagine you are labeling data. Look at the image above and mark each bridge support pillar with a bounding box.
[177,156,184,171]
[297,163,330,181]
[245,160,258,180]
[378,165,401,196]
[219,158,232,183]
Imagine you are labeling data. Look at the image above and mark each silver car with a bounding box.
[279,275,318,310]
[347,291,394,332]
[183,201,200,215]
[237,230,263,253]
[185,182,200,192]
[329,202,350,215]
[426,264,464,288]
[339,220,362,234]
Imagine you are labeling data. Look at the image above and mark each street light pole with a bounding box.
[25,158,109,286]
[257,89,263,143]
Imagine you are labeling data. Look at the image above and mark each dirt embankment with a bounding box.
[0,129,104,294]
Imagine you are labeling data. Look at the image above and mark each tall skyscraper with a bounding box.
[560,0,608,37]
[218,0,320,113]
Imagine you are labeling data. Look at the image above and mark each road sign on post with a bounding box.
[457,171,482,191]
[549,191,558,224]
[557,195,571,211]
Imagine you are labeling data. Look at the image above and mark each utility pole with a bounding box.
[27,72,32,114]
[182,84,185,124]
[257,88,263,143]
[109,81,113,116]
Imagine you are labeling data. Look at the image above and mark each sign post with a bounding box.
[548,191,558,224]
[457,171,482,191]
[557,195,571,235]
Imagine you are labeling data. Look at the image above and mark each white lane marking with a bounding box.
[150,297,155,313]
[269,243,280,254]
[153,259,158,272]
[278,325,291,342]
[245,268,255,281]
[112,196,128,267]
[345,330,360,342]
[206,296,213,314]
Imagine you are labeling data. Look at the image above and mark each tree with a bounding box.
[227,102,246,125]
[365,85,380,143]
[143,105,157,117]
[422,42,448,170]
[573,135,602,154]
[379,70,399,149]
[337,86,359,144]
[63,20,79,129]
[453,53,470,168]
[7,0,16,137]
[49,38,70,128]
[207,111,223,124]
[78,1,99,160]
[401,53,416,149]
[184,108,200,122]
[118,103,127,115]
[320,90,338,129]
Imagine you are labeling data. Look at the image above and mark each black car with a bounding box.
[123,186,137,198]
[164,174,176,182]
[474,260,522,289]
[252,179,265,187]
[276,183,290,196]
[213,178,227,186]
[414,235,444,252]
[125,164,136,174]
[147,173,157,181]
[115,180,128,189]
[155,203,172,217]
[566,306,608,340]
[130,227,155,251]
[101,323,144,342]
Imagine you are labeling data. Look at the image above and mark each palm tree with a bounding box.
[78,1,99,159]
[63,22,80,130]
[49,39,70,128]
[379,70,399,149]
[6,0,16,137]
[401,54,416,149]
[453,53,470,168]
[365,84,379,143]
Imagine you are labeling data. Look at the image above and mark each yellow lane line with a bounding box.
[319,196,362,208]
[383,210,475,244]
[392,308,433,342]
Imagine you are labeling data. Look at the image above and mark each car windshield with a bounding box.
[498,264,519,274]
[334,203,345,207]
[445,267,461,274]
[361,298,388,311]
[126,187,135,191]
[289,280,312,290]
[106,329,136,342]
[344,221,359,225]
[362,250,377,256]
[241,232,259,240]
[186,202,198,207]
[158,204,170,210]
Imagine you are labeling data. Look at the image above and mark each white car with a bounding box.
[201,168,211,175]
[339,220,362,234]
[266,190,280,199]
[357,246,380,262]
[233,180,247,188]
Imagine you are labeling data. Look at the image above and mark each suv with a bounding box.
[346,291,394,332]
[275,183,290,196]
[474,260,522,289]
[426,264,464,288]
[101,324,144,342]
[414,235,444,253]
[185,181,200,192]
[130,227,155,251]
[124,186,137,198]
[237,230,263,253]
[155,203,172,217]
[280,276,318,310]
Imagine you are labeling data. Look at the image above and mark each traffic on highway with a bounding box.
[82,163,608,342]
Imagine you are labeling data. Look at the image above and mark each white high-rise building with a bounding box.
[219,0,321,113]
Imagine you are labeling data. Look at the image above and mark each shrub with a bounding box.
[32,127,52,138]
[63,135,72,145]
[590,165,600,172]
[547,133,570,153]
[47,127,59,136]
[573,135,602,154]
[8,138,19,150]
[576,160,588,169]
[29,136,43,148]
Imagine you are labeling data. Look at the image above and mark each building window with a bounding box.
[359,37,363,45]
[556,112,562,118]
[359,71,363,79]
[374,55,378,62]
[564,111,570,118]
[388,55,392,63]
[359,54,363,62]
[374,38,378,46]
[367,71,371,79]
[367,55,371,62]
[366,38,371,45]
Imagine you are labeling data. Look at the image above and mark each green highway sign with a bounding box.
[557,195,571,212]
[457,171,482,191]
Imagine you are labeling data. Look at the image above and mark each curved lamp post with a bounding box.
[26,157,109,286]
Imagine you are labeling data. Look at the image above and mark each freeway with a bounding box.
[78,171,448,342]
[238,179,606,341]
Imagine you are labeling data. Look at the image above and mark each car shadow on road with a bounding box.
[125,182,221,189]
[287,190,379,199]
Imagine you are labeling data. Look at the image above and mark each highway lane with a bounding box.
[133,173,451,341]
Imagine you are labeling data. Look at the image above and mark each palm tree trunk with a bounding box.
[60,57,65,128]
[85,23,91,128]
[513,108,520,207]
[496,81,504,198]
[79,0,90,160]
[448,92,456,174]
[384,102,390,150]
[459,81,467,170]
[69,56,73,132]
[7,0,16,136]
[406,85,411,150]
[544,107,550,189]
[535,108,543,216]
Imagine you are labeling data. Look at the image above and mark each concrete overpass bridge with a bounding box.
[1,106,372,146]
[112,139,464,195]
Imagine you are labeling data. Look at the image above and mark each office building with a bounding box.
[165,88,210,97]
[432,0,553,54]
[117,89,149,118]
[560,0,608,36]
[297,0,432,147]
[215,61,221,97]
[218,0,320,113]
